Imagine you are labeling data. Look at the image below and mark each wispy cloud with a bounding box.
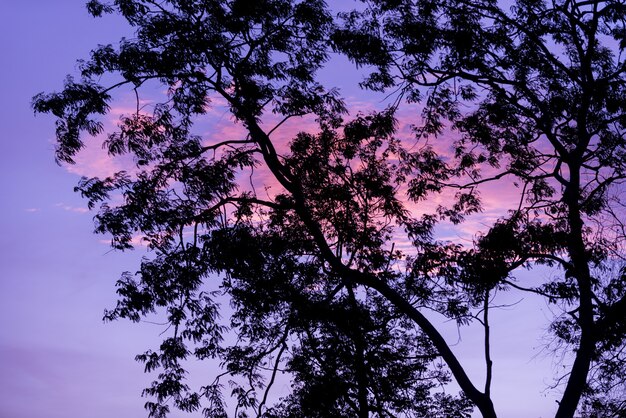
[55,203,89,214]
[98,233,149,248]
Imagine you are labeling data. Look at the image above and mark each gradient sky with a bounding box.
[1,2,562,417]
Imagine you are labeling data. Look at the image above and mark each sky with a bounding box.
[0,1,563,417]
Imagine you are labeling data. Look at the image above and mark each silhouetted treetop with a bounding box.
[34,0,626,417]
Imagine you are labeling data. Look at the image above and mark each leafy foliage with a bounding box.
[34,0,626,417]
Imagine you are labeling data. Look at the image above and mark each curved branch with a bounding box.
[243,115,498,418]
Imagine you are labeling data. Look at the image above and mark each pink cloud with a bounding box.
[65,146,129,179]
[62,86,540,253]
[98,233,149,248]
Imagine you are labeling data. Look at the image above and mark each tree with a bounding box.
[32,0,626,417]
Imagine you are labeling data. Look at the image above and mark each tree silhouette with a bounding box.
[33,0,626,417]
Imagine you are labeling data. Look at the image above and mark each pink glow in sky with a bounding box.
[1,2,561,417]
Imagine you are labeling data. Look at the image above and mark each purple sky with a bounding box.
[0,2,562,417]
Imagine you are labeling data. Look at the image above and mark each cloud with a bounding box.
[24,208,41,213]
[57,83,529,250]
[55,203,89,214]
[62,92,156,179]
[98,233,149,248]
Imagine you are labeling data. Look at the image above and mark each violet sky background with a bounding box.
[1,1,565,417]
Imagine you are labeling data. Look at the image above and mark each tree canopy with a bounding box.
[33,0,626,417]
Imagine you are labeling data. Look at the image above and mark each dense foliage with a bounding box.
[34,0,626,417]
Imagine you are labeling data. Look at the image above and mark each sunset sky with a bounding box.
[1,2,563,417]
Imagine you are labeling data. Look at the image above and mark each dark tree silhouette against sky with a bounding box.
[31,0,626,417]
